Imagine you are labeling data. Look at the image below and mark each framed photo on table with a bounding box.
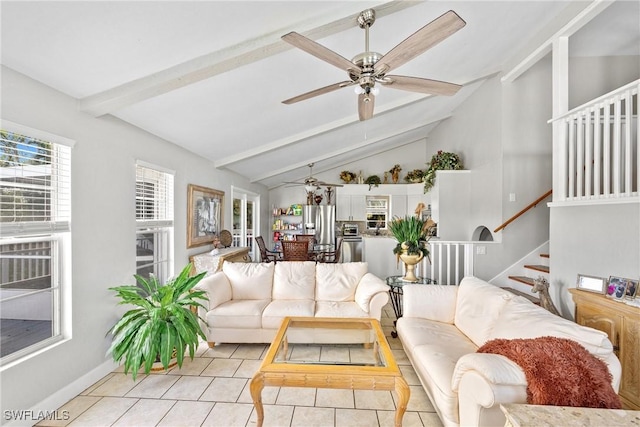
[187,184,224,248]
[607,276,629,300]
[576,274,606,294]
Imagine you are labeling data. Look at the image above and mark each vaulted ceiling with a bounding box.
[2,1,638,189]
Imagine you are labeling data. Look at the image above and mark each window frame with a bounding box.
[0,121,73,367]
[135,161,174,283]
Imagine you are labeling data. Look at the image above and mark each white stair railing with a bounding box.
[550,79,639,203]
[418,241,475,285]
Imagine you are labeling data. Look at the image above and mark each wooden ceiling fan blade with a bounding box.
[358,93,375,121]
[282,32,361,73]
[382,75,461,96]
[374,10,466,75]
[282,81,353,104]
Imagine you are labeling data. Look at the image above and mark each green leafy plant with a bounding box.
[387,215,431,260]
[424,151,463,193]
[364,175,381,190]
[107,264,208,380]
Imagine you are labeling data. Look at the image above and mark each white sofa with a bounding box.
[194,261,389,346]
[397,277,621,427]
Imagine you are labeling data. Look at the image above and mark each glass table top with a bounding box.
[386,275,436,287]
[269,317,387,368]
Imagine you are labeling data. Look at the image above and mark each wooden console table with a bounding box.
[189,246,250,275]
[569,288,640,409]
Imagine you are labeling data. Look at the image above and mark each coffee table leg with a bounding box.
[394,376,410,427]
[250,372,265,427]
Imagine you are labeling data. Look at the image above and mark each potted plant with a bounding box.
[107,264,208,380]
[404,169,425,183]
[364,175,381,190]
[424,151,463,192]
[388,215,432,282]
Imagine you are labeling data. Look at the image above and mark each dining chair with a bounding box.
[282,240,312,261]
[255,236,282,263]
[316,237,343,263]
[296,234,316,249]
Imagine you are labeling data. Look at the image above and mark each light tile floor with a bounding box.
[38,305,444,427]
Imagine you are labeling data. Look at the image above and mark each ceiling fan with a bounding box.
[282,9,466,121]
[284,163,343,190]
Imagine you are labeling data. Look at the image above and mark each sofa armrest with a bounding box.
[355,273,390,317]
[452,353,527,391]
[402,284,458,322]
[193,271,232,311]
[453,353,529,427]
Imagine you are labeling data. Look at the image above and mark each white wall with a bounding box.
[551,203,640,317]
[0,66,269,417]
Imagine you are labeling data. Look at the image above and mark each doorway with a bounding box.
[231,187,260,260]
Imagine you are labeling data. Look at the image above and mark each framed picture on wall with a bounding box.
[576,274,606,294]
[187,184,224,248]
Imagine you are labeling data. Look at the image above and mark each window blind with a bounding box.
[135,163,174,227]
[0,129,71,237]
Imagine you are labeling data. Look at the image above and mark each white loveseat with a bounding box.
[194,261,389,346]
[397,277,621,427]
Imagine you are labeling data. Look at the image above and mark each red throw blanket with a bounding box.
[477,337,621,409]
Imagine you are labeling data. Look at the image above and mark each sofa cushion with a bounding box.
[261,300,315,329]
[207,299,271,329]
[223,262,274,300]
[316,262,368,302]
[488,296,613,356]
[315,301,368,318]
[273,261,316,300]
[454,277,513,346]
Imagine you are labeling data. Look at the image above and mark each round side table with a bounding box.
[386,275,436,338]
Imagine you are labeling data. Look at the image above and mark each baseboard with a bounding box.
[5,359,118,427]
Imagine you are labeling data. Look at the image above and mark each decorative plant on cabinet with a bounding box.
[424,151,463,192]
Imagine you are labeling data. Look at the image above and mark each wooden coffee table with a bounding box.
[250,317,410,427]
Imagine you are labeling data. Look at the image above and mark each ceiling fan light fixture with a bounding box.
[354,86,365,95]
[370,86,380,96]
[305,184,317,194]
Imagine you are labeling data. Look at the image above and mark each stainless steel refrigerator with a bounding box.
[302,205,335,246]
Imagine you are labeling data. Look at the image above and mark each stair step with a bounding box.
[524,264,549,273]
[540,253,549,258]
[509,275,535,286]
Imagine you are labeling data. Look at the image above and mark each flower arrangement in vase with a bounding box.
[340,170,357,184]
[404,169,425,183]
[389,164,402,183]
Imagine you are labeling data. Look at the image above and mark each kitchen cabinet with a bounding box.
[336,194,366,221]
[391,195,407,218]
[569,289,640,409]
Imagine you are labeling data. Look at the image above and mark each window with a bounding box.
[365,196,389,230]
[135,162,174,283]
[0,122,72,363]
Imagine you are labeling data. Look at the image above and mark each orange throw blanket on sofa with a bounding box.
[477,337,621,409]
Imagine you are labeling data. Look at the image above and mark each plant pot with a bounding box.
[399,252,424,282]
[151,358,178,372]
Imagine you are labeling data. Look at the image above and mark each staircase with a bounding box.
[504,253,550,304]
